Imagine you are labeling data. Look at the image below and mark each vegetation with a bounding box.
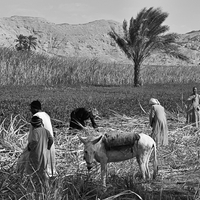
[1,83,200,126]
[15,34,37,51]
[0,31,200,198]
[0,88,199,199]
[109,7,189,87]
[0,47,199,87]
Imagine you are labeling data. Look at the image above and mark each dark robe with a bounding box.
[69,108,98,130]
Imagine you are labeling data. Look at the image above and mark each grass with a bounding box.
[0,83,200,199]
[1,47,200,199]
[0,111,199,199]
[1,47,200,86]
[1,82,200,127]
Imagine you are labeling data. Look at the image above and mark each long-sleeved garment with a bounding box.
[17,112,57,177]
[30,112,57,176]
[186,94,200,127]
[26,127,53,180]
[69,107,98,130]
[149,104,168,146]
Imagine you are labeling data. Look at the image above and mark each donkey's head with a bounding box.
[78,135,102,170]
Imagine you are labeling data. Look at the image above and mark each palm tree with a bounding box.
[109,7,189,87]
[15,34,27,51]
[27,35,37,51]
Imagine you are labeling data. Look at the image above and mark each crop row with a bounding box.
[0,47,200,86]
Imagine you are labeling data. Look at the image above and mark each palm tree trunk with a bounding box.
[134,62,142,87]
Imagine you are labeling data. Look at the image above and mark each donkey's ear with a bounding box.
[78,136,87,144]
[92,135,102,145]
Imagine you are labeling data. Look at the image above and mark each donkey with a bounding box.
[78,133,158,188]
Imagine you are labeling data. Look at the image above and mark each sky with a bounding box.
[0,0,200,34]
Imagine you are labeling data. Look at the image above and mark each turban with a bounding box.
[31,116,42,127]
[30,100,41,110]
[149,98,160,105]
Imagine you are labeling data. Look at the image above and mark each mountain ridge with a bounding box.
[0,16,200,65]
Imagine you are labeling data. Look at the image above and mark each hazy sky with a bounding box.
[0,0,199,34]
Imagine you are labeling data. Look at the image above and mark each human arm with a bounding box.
[89,112,98,129]
[197,95,200,111]
[187,94,196,101]
[187,94,200,110]
[47,130,54,150]
[149,106,155,127]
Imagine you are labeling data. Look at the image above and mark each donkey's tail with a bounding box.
[152,142,158,179]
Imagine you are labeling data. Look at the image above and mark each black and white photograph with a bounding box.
[0,0,200,199]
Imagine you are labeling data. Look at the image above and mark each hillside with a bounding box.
[0,16,200,65]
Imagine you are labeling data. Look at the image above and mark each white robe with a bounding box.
[31,112,57,176]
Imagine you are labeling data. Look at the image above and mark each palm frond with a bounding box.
[163,46,189,61]
[108,6,190,86]
[122,20,129,41]
[145,7,169,36]
[109,28,133,59]
[161,33,179,44]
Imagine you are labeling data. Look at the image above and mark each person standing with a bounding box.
[29,100,57,177]
[17,100,57,177]
[27,116,53,188]
[149,98,168,146]
[186,87,200,127]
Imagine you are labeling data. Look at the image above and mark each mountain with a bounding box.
[0,16,200,65]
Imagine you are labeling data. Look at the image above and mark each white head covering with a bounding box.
[149,98,160,105]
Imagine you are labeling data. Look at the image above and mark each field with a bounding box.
[1,83,200,200]
[1,47,200,87]
[1,46,200,199]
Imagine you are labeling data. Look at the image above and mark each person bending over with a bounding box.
[149,98,168,146]
[69,107,98,130]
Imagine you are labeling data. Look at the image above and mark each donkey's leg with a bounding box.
[145,149,152,179]
[136,155,146,180]
[141,151,150,180]
[100,161,107,188]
